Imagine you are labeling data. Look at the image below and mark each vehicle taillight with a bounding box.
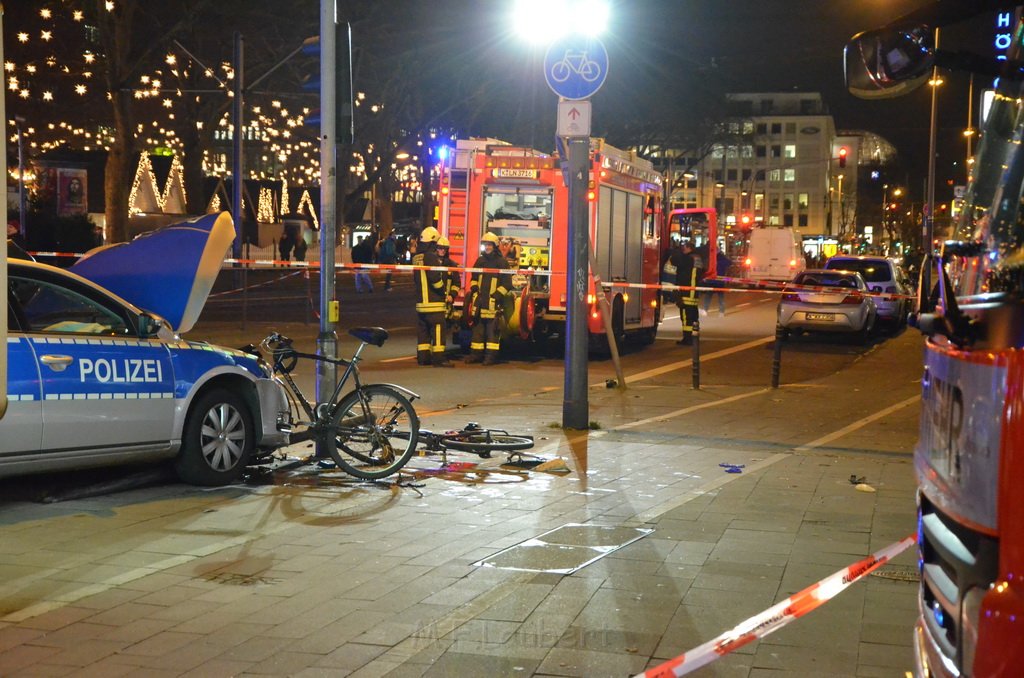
[441,186,449,195]
[790,259,797,267]
[745,257,752,266]
[781,293,801,302]
[841,293,864,305]
[885,286,897,293]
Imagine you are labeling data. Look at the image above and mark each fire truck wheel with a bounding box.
[519,292,536,340]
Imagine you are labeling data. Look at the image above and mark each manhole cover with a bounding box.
[869,564,920,582]
[472,523,653,574]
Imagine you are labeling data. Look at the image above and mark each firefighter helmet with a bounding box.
[481,232,500,245]
[437,236,450,247]
[420,226,440,243]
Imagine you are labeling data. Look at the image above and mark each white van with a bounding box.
[743,227,806,280]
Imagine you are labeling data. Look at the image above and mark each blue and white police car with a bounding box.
[3,258,290,486]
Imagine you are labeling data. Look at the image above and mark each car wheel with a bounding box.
[176,388,254,486]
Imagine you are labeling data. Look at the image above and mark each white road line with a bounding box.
[593,335,774,387]
[792,394,921,452]
[627,392,921,522]
[614,388,772,430]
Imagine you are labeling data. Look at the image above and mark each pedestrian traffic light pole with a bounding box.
[563,136,590,429]
[316,0,339,457]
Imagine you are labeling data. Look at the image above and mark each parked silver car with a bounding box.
[824,255,911,329]
[777,269,877,342]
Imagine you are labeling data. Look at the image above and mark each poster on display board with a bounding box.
[57,168,87,217]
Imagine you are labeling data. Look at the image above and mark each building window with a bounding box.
[726,146,738,158]
[784,214,794,227]
[756,123,767,135]
[784,144,796,159]
[727,169,738,181]
[768,169,781,182]
[769,195,780,209]
[741,145,753,158]
[798,193,809,209]
[784,169,796,182]
[783,194,794,210]
[768,214,780,226]
[755,145,767,158]
[713,170,723,182]
[754,193,765,211]
[711,145,724,158]
[771,123,782,134]
[798,214,809,227]
[742,169,752,181]
[771,145,781,158]
[742,121,755,134]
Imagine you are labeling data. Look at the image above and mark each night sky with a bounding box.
[481,0,998,202]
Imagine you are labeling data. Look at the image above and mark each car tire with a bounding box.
[176,388,254,486]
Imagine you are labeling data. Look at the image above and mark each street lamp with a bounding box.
[513,0,610,43]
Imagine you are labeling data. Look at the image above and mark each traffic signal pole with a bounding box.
[316,0,339,457]
[562,136,590,429]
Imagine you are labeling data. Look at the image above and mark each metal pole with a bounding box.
[562,136,590,429]
[1,3,9,421]
[316,0,339,457]
[231,32,244,260]
[925,28,940,251]
[16,118,25,240]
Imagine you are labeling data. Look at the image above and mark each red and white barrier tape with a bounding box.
[25,251,916,300]
[634,534,916,678]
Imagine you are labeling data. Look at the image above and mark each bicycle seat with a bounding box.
[349,327,389,346]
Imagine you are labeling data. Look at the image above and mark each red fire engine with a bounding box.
[847,2,1024,675]
[437,138,664,348]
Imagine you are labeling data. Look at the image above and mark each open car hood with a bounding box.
[70,212,235,333]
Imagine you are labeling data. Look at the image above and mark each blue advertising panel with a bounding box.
[544,36,608,100]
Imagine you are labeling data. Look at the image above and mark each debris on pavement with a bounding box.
[855,483,877,493]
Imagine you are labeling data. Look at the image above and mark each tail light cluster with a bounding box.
[841,293,864,305]
[781,292,801,302]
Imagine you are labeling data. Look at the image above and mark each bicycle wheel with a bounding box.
[441,431,534,454]
[327,385,419,480]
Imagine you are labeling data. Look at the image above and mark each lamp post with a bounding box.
[15,115,26,240]
[925,29,942,251]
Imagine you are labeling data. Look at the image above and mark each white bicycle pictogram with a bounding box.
[550,50,602,83]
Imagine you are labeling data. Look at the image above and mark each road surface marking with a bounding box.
[792,394,921,452]
[593,335,775,387]
[380,355,414,363]
[614,388,771,430]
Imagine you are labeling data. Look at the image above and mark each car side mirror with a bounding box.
[138,311,172,339]
[845,24,934,99]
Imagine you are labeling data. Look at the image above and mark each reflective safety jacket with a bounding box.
[469,250,512,319]
[440,255,461,299]
[670,250,703,306]
[413,246,447,314]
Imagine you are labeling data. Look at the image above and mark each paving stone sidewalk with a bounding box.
[0,334,924,677]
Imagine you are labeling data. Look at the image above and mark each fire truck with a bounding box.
[846,2,1024,675]
[436,138,664,348]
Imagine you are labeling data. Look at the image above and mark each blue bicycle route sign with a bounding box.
[544,36,608,100]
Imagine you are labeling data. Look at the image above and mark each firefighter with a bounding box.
[412,226,453,367]
[466,232,512,365]
[670,240,703,345]
[436,236,460,320]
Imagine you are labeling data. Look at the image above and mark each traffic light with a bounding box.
[838,147,849,168]
[300,22,354,144]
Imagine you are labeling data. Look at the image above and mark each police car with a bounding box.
[3,258,290,485]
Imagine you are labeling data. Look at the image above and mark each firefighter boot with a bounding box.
[432,352,454,368]
[482,352,500,366]
[464,351,484,364]
[417,350,431,366]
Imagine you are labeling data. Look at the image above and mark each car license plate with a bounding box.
[805,312,835,321]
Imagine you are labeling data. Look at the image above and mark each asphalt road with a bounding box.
[2,266,919,502]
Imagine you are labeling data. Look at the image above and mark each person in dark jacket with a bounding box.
[670,240,703,345]
[702,246,732,317]
[436,236,460,320]
[466,232,511,365]
[412,227,452,366]
[352,235,375,293]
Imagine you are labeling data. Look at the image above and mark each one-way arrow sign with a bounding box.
[557,100,591,137]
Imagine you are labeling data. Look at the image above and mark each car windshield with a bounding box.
[826,259,890,283]
[794,272,860,288]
